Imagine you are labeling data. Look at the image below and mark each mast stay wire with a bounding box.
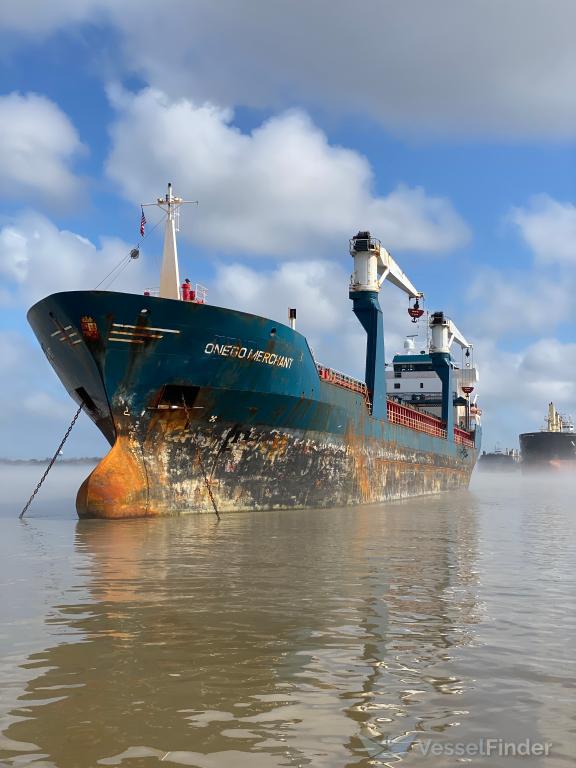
[94,211,166,290]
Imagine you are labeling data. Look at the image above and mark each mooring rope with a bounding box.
[19,404,83,519]
[181,396,220,520]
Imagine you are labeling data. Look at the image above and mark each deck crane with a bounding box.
[429,311,477,430]
[349,231,423,299]
[429,310,477,392]
[349,231,423,420]
[429,311,472,355]
[347,231,476,441]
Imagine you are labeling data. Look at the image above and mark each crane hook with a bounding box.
[408,298,424,324]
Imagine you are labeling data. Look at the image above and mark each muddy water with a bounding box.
[0,467,574,766]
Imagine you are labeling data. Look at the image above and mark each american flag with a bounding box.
[140,207,146,236]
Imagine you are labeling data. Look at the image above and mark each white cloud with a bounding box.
[467,195,576,340]
[0,211,156,307]
[467,267,574,339]
[106,88,470,257]
[0,0,103,36]
[0,92,85,208]
[214,261,343,332]
[474,337,576,448]
[510,196,576,264]
[520,339,576,389]
[2,1,576,138]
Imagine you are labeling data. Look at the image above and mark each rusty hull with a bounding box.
[76,405,473,518]
[27,291,479,519]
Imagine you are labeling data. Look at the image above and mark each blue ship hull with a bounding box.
[28,291,480,518]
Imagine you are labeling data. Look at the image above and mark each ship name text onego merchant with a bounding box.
[204,342,293,369]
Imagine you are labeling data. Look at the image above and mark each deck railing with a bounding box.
[454,427,475,448]
[387,399,447,439]
[142,283,208,303]
[316,363,474,448]
[316,364,369,398]
[316,363,476,445]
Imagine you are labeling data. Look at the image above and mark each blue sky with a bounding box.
[1,1,575,457]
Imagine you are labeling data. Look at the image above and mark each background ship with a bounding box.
[477,447,519,472]
[520,403,576,472]
[27,185,481,518]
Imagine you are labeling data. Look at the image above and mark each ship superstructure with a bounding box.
[386,321,480,434]
[27,187,482,518]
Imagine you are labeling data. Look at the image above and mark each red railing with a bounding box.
[387,399,447,439]
[317,363,475,445]
[454,427,475,448]
[316,364,369,398]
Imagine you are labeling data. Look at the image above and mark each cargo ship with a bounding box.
[477,448,519,472]
[520,403,576,472]
[27,185,481,518]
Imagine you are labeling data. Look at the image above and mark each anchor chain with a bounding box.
[19,404,84,519]
[181,396,220,520]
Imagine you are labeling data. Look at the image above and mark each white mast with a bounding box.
[159,183,180,300]
[142,183,198,300]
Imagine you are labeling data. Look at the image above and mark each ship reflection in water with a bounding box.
[0,471,575,766]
